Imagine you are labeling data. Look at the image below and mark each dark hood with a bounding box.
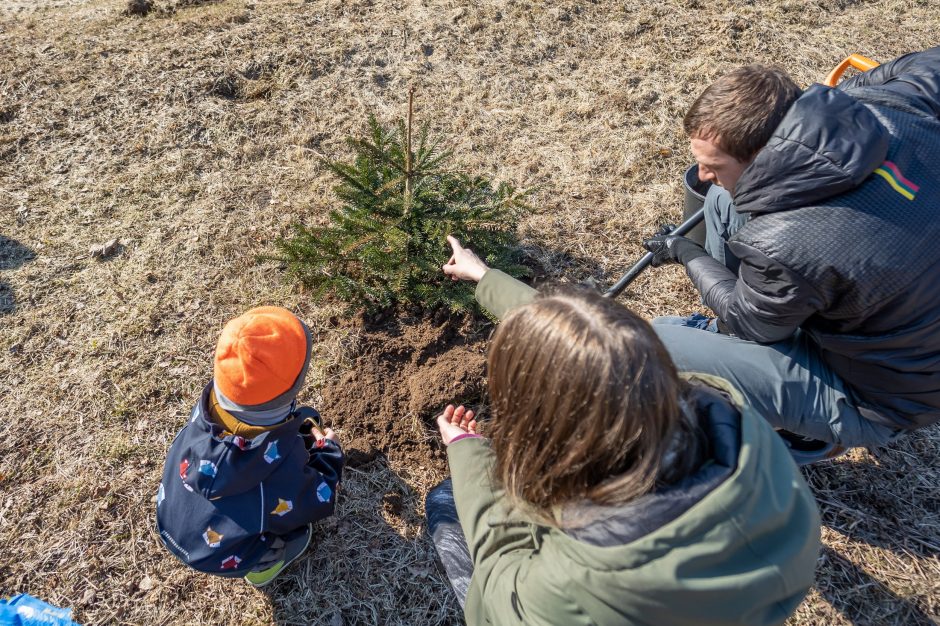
[559,383,741,546]
[733,84,890,215]
[178,384,302,500]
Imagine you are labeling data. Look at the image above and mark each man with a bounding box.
[445,47,940,461]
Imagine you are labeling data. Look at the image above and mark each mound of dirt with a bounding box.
[320,313,488,469]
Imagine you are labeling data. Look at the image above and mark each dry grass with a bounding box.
[1,0,938,624]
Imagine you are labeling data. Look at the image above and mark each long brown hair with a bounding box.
[487,286,701,520]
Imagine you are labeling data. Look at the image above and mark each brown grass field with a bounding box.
[1,0,939,624]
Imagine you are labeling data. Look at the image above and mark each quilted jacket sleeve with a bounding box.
[684,242,825,343]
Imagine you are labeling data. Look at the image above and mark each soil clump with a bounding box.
[320,311,489,470]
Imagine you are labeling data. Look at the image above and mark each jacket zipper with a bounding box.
[259,481,265,534]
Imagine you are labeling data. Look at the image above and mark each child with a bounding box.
[427,285,821,625]
[156,306,344,587]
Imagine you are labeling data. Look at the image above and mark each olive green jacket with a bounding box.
[448,269,821,626]
[474,269,538,320]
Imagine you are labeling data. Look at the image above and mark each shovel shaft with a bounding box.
[603,207,707,299]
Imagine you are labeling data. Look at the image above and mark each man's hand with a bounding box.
[436,404,478,445]
[642,233,708,267]
[443,235,489,283]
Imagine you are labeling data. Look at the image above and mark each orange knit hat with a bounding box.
[213,306,312,409]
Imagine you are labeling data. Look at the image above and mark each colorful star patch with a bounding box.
[263,441,280,464]
[220,555,241,570]
[271,498,293,517]
[198,460,218,478]
[203,527,223,548]
[233,436,248,450]
[179,458,190,480]
[316,482,332,503]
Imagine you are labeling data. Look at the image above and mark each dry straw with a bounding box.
[1,0,938,624]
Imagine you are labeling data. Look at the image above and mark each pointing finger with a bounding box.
[446,235,463,254]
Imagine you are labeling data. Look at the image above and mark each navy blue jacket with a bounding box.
[156,383,344,575]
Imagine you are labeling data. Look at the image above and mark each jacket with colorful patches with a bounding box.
[156,383,344,576]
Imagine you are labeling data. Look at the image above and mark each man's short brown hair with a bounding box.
[683,65,802,162]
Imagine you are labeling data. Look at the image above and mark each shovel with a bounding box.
[603,207,705,298]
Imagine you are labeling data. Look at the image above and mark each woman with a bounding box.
[427,239,820,625]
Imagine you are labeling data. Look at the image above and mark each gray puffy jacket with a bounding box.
[685,47,940,430]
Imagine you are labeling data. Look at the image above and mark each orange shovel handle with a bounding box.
[824,54,880,87]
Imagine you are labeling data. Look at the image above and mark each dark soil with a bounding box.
[320,312,490,470]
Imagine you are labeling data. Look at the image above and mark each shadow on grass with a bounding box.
[802,426,940,560]
[817,546,938,626]
[265,458,460,625]
[0,235,36,315]
[802,427,939,625]
[520,243,612,290]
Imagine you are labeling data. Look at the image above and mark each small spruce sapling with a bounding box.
[276,92,530,312]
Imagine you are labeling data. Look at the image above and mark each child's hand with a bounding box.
[436,404,478,445]
[313,426,339,444]
[301,415,340,449]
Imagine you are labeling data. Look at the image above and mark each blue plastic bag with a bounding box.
[0,594,79,626]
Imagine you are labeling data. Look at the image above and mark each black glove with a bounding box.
[643,233,709,267]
